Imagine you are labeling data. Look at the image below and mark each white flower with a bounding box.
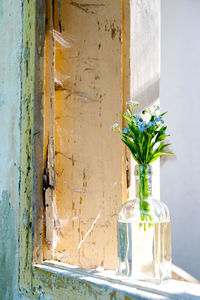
[126,100,139,106]
[110,123,119,131]
[154,105,160,110]
[142,106,147,112]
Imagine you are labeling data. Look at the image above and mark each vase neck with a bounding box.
[134,165,152,200]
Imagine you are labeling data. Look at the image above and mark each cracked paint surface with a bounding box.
[53,0,126,270]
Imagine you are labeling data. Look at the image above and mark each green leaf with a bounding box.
[149,126,168,149]
[148,142,172,163]
[121,138,141,164]
[145,133,151,164]
[156,133,170,142]
[129,123,139,138]
[122,131,134,139]
[156,125,167,134]
[154,143,171,154]
[149,152,174,163]
[160,111,167,117]
[122,113,131,123]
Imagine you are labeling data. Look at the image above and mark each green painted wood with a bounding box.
[19,0,46,293]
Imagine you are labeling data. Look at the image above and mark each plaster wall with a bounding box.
[160,0,200,280]
[130,0,160,201]
[0,0,22,298]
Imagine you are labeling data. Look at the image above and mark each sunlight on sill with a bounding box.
[34,260,200,300]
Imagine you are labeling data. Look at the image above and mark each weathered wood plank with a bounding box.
[33,0,46,265]
[44,0,55,167]
[53,0,130,269]
[43,0,56,260]
[20,0,46,290]
[44,137,58,259]
[122,0,131,202]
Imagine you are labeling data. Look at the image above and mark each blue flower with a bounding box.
[152,121,157,125]
[137,121,146,132]
[139,125,146,132]
[122,127,130,134]
[136,121,142,127]
[155,116,161,122]
[134,114,140,122]
[147,121,152,128]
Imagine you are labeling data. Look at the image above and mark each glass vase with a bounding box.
[118,165,171,284]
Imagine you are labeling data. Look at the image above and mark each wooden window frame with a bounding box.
[19,0,200,299]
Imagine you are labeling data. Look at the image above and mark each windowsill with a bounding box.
[33,260,200,300]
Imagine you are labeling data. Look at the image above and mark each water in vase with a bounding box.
[118,219,171,283]
[117,165,172,283]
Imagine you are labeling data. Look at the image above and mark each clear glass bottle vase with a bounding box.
[118,165,172,283]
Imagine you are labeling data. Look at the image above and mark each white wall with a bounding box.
[160,0,200,280]
[130,0,160,200]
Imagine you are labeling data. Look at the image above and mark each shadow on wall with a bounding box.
[133,77,159,110]
[133,77,175,166]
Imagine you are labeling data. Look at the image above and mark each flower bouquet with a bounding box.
[111,100,173,224]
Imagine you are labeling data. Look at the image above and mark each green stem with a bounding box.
[138,165,153,226]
